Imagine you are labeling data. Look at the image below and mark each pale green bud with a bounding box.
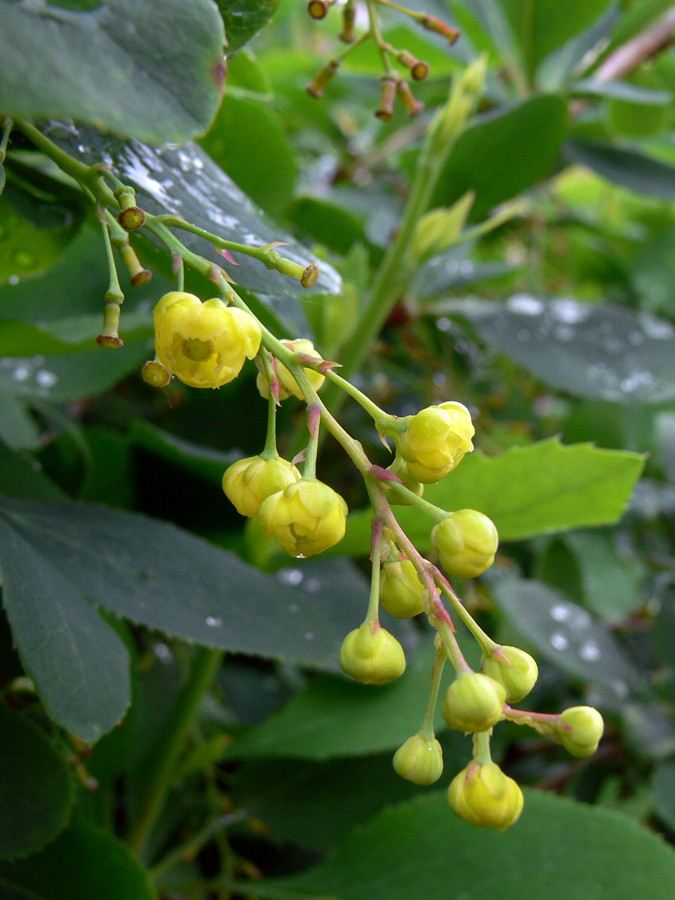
[482,646,538,704]
[554,706,604,758]
[448,761,524,831]
[398,402,474,484]
[380,559,427,618]
[257,478,347,557]
[339,623,406,685]
[432,509,498,579]
[393,734,443,785]
[442,672,506,733]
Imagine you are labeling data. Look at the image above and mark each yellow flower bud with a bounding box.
[256,338,325,400]
[397,402,474,483]
[393,734,444,785]
[257,477,347,557]
[482,646,538,704]
[339,623,406,685]
[382,457,424,506]
[442,672,506,733]
[448,762,524,831]
[222,456,300,518]
[432,509,498,579]
[554,706,604,758]
[153,292,261,388]
[380,559,426,618]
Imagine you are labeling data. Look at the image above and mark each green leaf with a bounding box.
[0,0,225,144]
[47,123,341,313]
[536,5,619,91]
[0,497,345,674]
[0,181,83,286]
[199,94,297,217]
[0,391,40,450]
[571,78,672,104]
[340,439,644,555]
[0,817,157,900]
[453,296,675,403]
[565,140,675,199]
[217,0,282,53]
[433,95,568,220]
[130,420,242,485]
[0,439,66,501]
[491,576,647,699]
[224,644,452,761]
[652,760,675,831]
[270,791,675,900]
[500,0,614,75]
[0,705,74,861]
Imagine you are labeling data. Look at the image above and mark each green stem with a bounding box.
[503,705,560,736]
[323,369,390,424]
[101,218,124,303]
[11,118,118,205]
[365,522,385,624]
[262,387,279,458]
[419,649,446,740]
[0,118,13,164]
[127,647,224,858]
[473,730,492,765]
[436,617,473,675]
[150,812,245,881]
[303,405,321,480]
[436,577,501,654]
[366,0,395,73]
[381,479,448,522]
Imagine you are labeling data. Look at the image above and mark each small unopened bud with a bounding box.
[442,672,506,733]
[398,50,429,81]
[397,80,424,117]
[142,360,172,387]
[307,59,340,98]
[308,0,334,19]
[482,646,538,703]
[339,623,406,684]
[339,1,356,42]
[554,706,604,758]
[120,244,152,286]
[421,15,461,44]
[393,734,443,784]
[376,77,398,121]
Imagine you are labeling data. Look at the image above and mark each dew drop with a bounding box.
[579,641,601,661]
[12,365,31,381]
[304,632,315,641]
[205,616,223,628]
[154,643,173,663]
[35,370,57,387]
[436,317,452,332]
[288,603,299,613]
[612,679,628,699]
[639,314,674,340]
[432,372,446,386]
[550,633,569,650]
[550,604,570,622]
[277,568,303,586]
[507,294,543,316]
[8,275,20,285]
[517,328,530,342]
[550,298,590,324]
[305,578,322,593]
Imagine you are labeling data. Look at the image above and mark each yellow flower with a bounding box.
[339,622,406,684]
[222,455,300,518]
[432,508,498,579]
[397,401,474,483]
[153,292,261,388]
[256,338,325,400]
[257,477,347,557]
[448,762,524,831]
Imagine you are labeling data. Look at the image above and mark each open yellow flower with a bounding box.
[153,292,261,388]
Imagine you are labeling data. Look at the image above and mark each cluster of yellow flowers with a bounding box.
[149,290,604,832]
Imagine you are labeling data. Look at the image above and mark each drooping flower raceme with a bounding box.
[153,292,262,388]
[256,338,326,400]
[397,401,475,483]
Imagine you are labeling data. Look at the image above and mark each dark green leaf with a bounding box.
[0,0,225,144]
[341,439,644,555]
[131,420,242,484]
[0,817,157,900]
[537,5,619,91]
[454,296,675,403]
[492,576,647,699]
[218,0,282,53]
[433,95,568,220]
[565,140,675,199]
[0,392,40,450]
[0,705,74,861]
[0,439,66,501]
[270,791,675,900]
[652,760,675,831]
[0,497,344,669]
[224,644,452,761]
[199,95,297,217]
[47,124,341,313]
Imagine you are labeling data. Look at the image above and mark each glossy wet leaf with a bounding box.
[565,140,675,199]
[0,817,157,900]
[47,123,340,307]
[0,439,66,501]
[492,576,647,699]
[433,95,568,220]
[341,439,644,555]
[269,791,675,900]
[0,0,225,144]
[0,704,74,861]
[0,500,345,729]
[454,296,675,403]
[218,0,282,53]
[0,391,40,450]
[224,644,449,761]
